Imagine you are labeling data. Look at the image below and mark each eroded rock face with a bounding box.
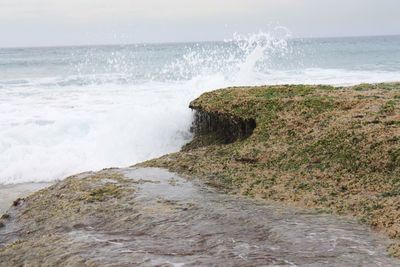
[0,168,399,266]
[190,109,256,144]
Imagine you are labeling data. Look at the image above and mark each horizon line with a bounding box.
[1,33,399,50]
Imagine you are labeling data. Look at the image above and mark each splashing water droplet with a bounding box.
[229,28,292,83]
[163,28,293,85]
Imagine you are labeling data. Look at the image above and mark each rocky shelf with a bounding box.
[143,82,400,258]
[0,167,399,266]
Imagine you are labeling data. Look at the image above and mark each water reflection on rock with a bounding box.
[0,168,398,266]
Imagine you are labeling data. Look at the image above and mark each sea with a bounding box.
[1,32,400,184]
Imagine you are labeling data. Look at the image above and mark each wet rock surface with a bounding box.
[0,168,399,266]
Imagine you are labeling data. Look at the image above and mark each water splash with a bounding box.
[229,28,292,83]
[162,28,293,85]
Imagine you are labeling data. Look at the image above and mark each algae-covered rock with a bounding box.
[142,82,400,257]
[1,167,400,266]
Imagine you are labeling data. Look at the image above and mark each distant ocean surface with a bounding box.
[1,32,400,184]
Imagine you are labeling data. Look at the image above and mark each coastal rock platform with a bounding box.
[0,167,398,266]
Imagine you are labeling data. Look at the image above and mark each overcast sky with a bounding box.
[1,0,399,47]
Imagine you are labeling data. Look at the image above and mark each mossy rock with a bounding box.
[141,82,400,257]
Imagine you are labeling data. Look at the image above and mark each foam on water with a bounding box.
[1,31,400,184]
[0,82,196,184]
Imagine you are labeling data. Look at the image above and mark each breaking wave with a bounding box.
[1,30,400,184]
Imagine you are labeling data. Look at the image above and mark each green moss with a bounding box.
[384,120,400,126]
[380,190,400,198]
[303,131,363,171]
[353,82,400,91]
[380,100,397,114]
[300,97,334,117]
[86,184,123,202]
[258,84,317,99]
[388,148,400,170]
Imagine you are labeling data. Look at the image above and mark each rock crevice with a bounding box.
[185,106,256,150]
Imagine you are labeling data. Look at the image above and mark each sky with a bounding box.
[0,0,399,47]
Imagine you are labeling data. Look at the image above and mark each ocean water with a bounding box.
[1,32,400,184]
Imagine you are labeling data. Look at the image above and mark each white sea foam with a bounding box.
[0,82,198,184]
[1,31,400,184]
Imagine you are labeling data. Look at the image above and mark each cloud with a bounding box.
[0,0,277,22]
[0,0,399,47]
